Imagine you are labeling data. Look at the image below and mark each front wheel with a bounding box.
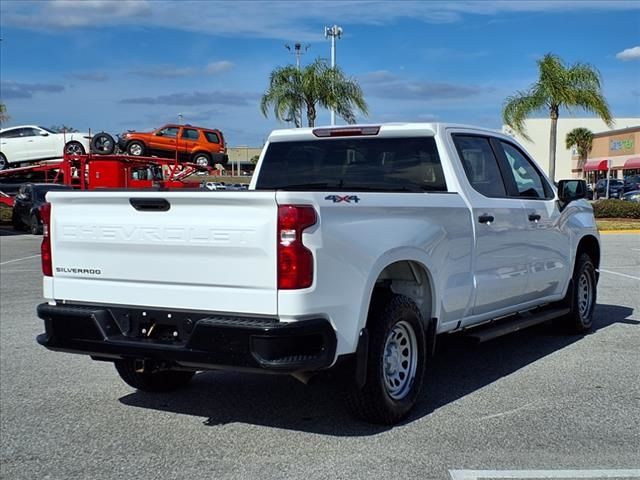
[29,213,42,235]
[0,154,8,170]
[127,141,145,156]
[346,294,426,425]
[90,132,116,155]
[559,253,597,333]
[114,359,195,392]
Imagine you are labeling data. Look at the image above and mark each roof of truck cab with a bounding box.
[266,123,507,142]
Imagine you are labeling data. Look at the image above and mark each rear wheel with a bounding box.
[64,141,85,156]
[127,141,145,156]
[192,152,211,168]
[559,253,597,333]
[346,294,426,425]
[114,359,195,392]
[0,154,8,170]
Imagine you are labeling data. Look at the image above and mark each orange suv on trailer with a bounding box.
[118,124,228,168]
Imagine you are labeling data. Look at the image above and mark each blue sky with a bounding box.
[1,0,639,146]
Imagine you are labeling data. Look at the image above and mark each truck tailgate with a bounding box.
[46,191,278,315]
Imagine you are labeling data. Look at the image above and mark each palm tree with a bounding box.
[502,53,612,182]
[261,58,368,127]
[0,102,9,126]
[565,127,594,176]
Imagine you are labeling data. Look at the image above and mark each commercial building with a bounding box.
[502,117,640,180]
[582,126,640,181]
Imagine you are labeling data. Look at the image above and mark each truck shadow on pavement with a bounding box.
[119,303,636,436]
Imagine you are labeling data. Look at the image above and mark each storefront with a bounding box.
[578,126,640,181]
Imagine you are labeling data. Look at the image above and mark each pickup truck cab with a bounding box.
[36,123,599,424]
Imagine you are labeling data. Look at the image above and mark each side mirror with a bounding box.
[558,179,586,204]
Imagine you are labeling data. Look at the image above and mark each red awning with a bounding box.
[583,160,610,172]
[623,157,640,170]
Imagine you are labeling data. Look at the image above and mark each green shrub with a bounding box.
[593,199,640,219]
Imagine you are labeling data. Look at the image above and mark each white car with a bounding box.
[0,125,91,170]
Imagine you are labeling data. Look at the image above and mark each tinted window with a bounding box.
[158,127,178,138]
[204,131,220,144]
[452,135,506,197]
[256,137,446,192]
[182,128,199,140]
[500,141,549,199]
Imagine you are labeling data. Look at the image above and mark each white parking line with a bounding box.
[599,269,640,281]
[449,469,640,479]
[0,254,41,266]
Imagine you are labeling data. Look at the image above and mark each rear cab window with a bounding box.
[255,136,447,192]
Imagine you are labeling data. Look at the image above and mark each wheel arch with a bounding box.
[576,234,600,271]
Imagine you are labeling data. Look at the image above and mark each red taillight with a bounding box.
[40,203,52,277]
[277,205,317,289]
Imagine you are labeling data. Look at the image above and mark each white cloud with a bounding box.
[2,1,639,40]
[616,46,640,61]
[205,61,235,75]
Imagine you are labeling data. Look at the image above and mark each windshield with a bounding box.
[255,137,447,192]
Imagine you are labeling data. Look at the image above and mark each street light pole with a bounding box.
[324,25,342,126]
[285,42,309,127]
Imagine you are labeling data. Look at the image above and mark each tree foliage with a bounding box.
[565,127,594,170]
[261,58,368,127]
[502,53,612,181]
[0,103,9,126]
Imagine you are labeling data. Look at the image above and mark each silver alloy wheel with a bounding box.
[129,143,143,156]
[195,156,209,167]
[577,270,594,319]
[65,142,83,155]
[383,320,418,400]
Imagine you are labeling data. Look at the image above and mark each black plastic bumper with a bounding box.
[36,303,336,373]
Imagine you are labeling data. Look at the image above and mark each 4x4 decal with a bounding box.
[324,195,361,203]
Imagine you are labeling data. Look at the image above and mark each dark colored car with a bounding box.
[623,175,640,193]
[622,190,640,203]
[595,179,624,199]
[12,183,72,234]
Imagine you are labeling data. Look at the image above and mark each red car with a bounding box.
[117,124,228,168]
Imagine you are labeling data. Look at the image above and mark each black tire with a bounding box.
[114,359,195,392]
[0,154,8,170]
[11,209,26,231]
[559,253,597,333]
[64,141,85,156]
[346,294,426,425]
[192,152,211,168]
[126,141,145,157]
[90,132,116,155]
[29,213,42,235]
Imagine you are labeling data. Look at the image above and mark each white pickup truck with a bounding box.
[37,123,599,424]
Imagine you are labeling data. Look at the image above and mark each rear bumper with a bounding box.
[36,303,336,373]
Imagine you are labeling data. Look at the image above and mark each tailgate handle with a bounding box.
[129,198,171,212]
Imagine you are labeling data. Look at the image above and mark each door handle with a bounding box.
[528,213,541,222]
[129,198,171,212]
[478,214,494,225]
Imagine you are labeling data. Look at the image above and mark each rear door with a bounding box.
[180,127,201,156]
[47,191,279,315]
[450,133,528,318]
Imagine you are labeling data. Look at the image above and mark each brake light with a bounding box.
[312,126,380,137]
[40,203,52,277]
[277,205,317,289]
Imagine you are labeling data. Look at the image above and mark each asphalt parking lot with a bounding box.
[1,229,638,480]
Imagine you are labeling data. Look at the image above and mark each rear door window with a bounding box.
[181,128,200,140]
[452,135,507,198]
[255,137,447,192]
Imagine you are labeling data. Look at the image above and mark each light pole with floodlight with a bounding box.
[324,24,342,126]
